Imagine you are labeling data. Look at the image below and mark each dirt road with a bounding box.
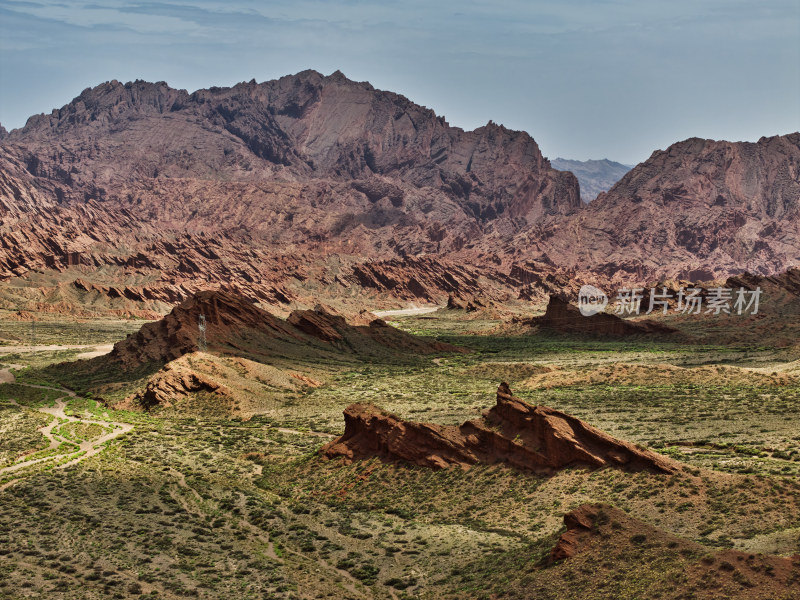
[0,343,114,356]
[0,363,22,383]
[0,371,133,490]
[74,344,114,359]
[373,306,441,318]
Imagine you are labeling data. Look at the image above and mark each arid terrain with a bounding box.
[1,283,800,599]
[0,71,798,317]
[1,71,799,600]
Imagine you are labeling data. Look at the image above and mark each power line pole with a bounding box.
[198,314,207,352]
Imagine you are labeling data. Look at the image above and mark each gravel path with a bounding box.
[372,305,441,318]
[0,372,133,489]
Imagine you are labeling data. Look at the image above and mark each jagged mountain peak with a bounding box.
[0,70,580,289]
[522,131,800,282]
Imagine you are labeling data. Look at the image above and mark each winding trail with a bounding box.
[0,343,113,355]
[372,305,441,318]
[0,367,133,490]
[0,363,23,383]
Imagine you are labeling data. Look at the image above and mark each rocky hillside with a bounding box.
[108,288,463,369]
[1,71,798,310]
[0,70,586,310]
[539,503,800,599]
[1,71,578,259]
[509,134,800,282]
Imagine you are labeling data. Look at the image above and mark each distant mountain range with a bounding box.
[551,158,632,203]
[0,70,798,312]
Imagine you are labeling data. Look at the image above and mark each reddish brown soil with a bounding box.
[543,503,800,599]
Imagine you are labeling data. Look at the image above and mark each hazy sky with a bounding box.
[0,1,798,164]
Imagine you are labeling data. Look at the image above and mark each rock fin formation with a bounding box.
[322,383,677,474]
[534,295,677,336]
[106,288,464,369]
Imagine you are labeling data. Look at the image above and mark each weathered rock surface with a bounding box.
[533,295,677,336]
[135,363,231,410]
[511,134,800,283]
[549,504,603,561]
[108,288,297,367]
[726,267,800,297]
[543,503,800,600]
[0,71,587,312]
[1,71,797,312]
[322,383,677,474]
[107,288,463,369]
[0,71,578,295]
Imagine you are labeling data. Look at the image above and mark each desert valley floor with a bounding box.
[1,301,799,600]
[0,8,797,598]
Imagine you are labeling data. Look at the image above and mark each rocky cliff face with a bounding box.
[510,134,800,282]
[0,71,584,308]
[3,71,579,245]
[322,383,677,474]
[1,72,798,310]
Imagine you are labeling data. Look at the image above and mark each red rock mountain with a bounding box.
[7,71,579,226]
[509,134,800,283]
[0,71,576,267]
[0,71,586,308]
[1,71,798,310]
[322,382,677,474]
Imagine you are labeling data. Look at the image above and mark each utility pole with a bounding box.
[198,314,207,352]
[31,317,36,348]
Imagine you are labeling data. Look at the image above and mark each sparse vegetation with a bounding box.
[1,311,800,598]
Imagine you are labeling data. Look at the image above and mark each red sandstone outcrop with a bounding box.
[106,288,464,369]
[134,363,231,410]
[108,288,301,367]
[287,307,346,343]
[321,383,677,474]
[544,503,800,600]
[726,268,800,298]
[549,504,602,561]
[533,295,676,336]
[343,257,517,302]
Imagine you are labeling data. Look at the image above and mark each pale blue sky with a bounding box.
[0,0,798,164]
